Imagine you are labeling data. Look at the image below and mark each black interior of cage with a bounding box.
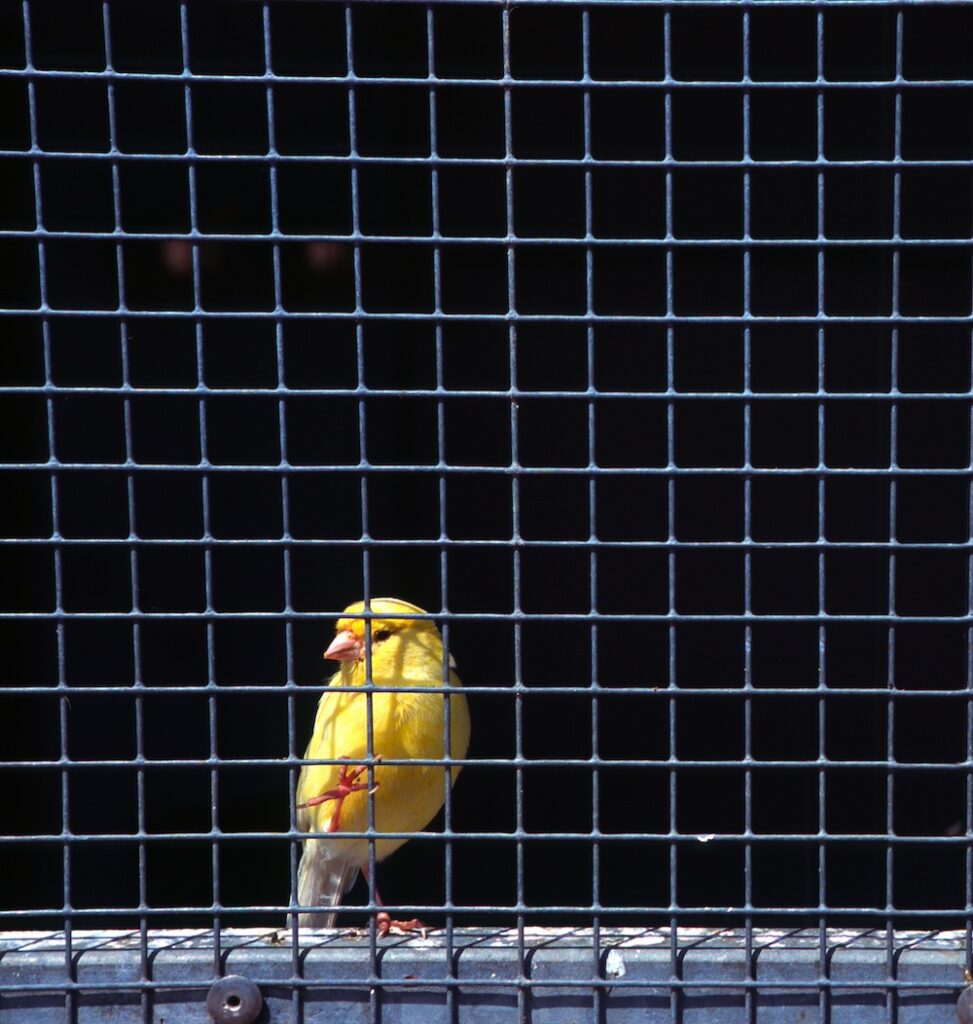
[2,1,973,930]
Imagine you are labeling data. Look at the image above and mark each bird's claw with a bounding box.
[297,756,382,811]
[376,911,431,940]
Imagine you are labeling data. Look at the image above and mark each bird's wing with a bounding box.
[297,685,384,831]
[295,682,379,926]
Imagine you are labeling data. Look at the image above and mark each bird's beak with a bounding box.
[324,629,364,662]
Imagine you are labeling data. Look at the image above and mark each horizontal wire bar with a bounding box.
[4,66,973,89]
[4,538,972,552]
[0,610,969,623]
[2,684,972,698]
[5,228,973,247]
[0,926,957,944]
[2,149,972,170]
[84,0,973,6]
[360,0,973,6]
[0,904,969,923]
[2,309,970,326]
[4,829,970,843]
[0,971,965,998]
[365,0,973,5]
[2,756,970,772]
[1,385,972,402]
[2,464,971,478]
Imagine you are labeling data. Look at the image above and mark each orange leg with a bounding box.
[297,756,381,833]
[362,865,431,939]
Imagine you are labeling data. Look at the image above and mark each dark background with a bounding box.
[2,0,972,929]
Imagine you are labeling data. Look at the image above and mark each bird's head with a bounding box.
[324,598,454,684]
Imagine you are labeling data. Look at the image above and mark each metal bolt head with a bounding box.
[206,974,263,1024]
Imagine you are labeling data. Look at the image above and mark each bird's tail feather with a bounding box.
[296,839,359,928]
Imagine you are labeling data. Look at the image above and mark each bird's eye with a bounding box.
[374,630,391,643]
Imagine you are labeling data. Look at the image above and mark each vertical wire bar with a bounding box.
[968,298,973,976]
[501,4,526,1015]
[967,78,973,972]
[740,11,755,1023]
[102,3,151,1014]
[343,7,379,987]
[886,12,905,1017]
[23,2,73,1011]
[815,12,828,1024]
[261,2,302,990]
[662,12,679,1024]
[426,7,457,1007]
[581,10,602,1020]
[178,1,222,965]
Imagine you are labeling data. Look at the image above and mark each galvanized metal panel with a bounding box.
[0,929,968,1023]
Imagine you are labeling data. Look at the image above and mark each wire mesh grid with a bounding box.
[1,0,973,1020]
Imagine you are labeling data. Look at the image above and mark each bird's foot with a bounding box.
[376,911,431,940]
[297,756,382,831]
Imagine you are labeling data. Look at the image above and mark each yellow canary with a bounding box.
[296,598,470,934]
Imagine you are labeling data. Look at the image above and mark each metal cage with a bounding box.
[2,0,973,1020]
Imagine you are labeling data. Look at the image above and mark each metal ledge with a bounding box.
[0,928,967,1023]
